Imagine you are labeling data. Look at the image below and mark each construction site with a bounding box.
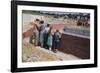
[22,10,90,62]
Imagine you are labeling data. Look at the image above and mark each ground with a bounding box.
[22,38,80,62]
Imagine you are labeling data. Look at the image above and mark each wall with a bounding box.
[0,0,99,73]
[60,34,90,59]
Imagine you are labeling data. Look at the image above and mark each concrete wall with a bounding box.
[59,33,90,59]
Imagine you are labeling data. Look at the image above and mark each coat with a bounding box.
[47,34,53,46]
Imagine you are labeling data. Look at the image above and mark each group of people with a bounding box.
[30,19,62,53]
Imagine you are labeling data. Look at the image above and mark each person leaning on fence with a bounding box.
[53,30,62,53]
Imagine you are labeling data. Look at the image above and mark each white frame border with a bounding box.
[17,5,94,68]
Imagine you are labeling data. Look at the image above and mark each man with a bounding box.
[43,24,51,49]
[39,20,45,47]
[30,19,40,46]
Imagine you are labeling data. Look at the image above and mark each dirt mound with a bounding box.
[22,44,62,62]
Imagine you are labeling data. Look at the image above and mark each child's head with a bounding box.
[47,24,50,27]
[56,30,59,32]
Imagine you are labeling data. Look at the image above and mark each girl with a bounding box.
[47,27,53,51]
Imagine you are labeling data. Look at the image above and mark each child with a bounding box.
[47,27,53,51]
[53,30,61,53]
